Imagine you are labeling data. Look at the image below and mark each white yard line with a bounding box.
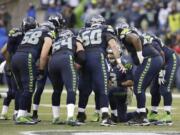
[20,130,180,135]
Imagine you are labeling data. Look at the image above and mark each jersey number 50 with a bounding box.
[82,29,102,46]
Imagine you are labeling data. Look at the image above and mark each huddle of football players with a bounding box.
[0,13,179,127]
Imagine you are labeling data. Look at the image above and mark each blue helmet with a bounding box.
[115,21,129,35]
[21,17,37,32]
[48,13,66,29]
[90,14,105,26]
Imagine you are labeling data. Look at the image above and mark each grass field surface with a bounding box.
[0,87,180,135]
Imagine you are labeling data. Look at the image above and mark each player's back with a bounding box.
[77,25,115,54]
[17,27,53,60]
[52,29,76,55]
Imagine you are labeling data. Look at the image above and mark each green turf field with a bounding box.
[0,87,180,135]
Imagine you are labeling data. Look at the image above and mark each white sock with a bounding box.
[136,108,140,113]
[101,107,109,113]
[67,104,75,119]
[164,106,171,112]
[78,107,85,113]
[138,108,146,113]
[17,110,26,118]
[33,104,39,111]
[111,109,118,116]
[0,93,7,98]
[52,106,60,118]
[1,105,8,115]
[95,109,100,114]
[152,106,158,112]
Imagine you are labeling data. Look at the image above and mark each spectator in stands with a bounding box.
[111,1,128,26]
[101,0,115,25]
[62,4,76,28]
[158,2,170,32]
[27,3,36,19]
[168,2,180,33]
[143,1,158,33]
[0,5,11,31]
[45,3,60,20]
[129,2,143,29]
[83,0,101,23]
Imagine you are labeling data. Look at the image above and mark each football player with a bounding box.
[32,13,66,122]
[107,48,134,123]
[0,25,25,120]
[12,17,55,125]
[76,15,125,126]
[147,34,179,126]
[41,29,85,126]
[115,22,163,126]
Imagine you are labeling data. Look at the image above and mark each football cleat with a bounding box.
[100,118,116,126]
[155,112,173,126]
[91,112,100,122]
[148,111,159,124]
[110,113,118,124]
[76,112,86,125]
[52,117,65,125]
[67,117,80,126]
[15,116,37,125]
[0,114,9,120]
[127,112,150,126]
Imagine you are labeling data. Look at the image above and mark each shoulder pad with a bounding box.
[106,25,114,33]
[47,30,56,39]
[120,28,131,39]
[8,28,22,37]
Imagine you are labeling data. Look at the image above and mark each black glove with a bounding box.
[37,69,44,81]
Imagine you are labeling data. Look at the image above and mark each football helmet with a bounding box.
[21,17,37,32]
[48,13,66,29]
[90,14,105,26]
[115,21,129,35]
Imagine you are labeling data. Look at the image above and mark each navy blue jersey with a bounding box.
[52,29,77,55]
[7,28,24,56]
[109,65,133,88]
[77,25,116,54]
[151,36,174,61]
[17,27,55,60]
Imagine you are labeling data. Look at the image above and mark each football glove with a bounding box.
[158,69,166,85]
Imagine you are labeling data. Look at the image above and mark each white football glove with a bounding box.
[158,69,166,85]
[0,61,6,73]
[137,51,144,64]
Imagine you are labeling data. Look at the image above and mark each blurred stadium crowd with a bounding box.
[0,0,179,88]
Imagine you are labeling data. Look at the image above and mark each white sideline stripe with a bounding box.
[20,130,180,135]
[0,88,180,98]
[39,104,176,110]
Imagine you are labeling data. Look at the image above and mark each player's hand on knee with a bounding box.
[158,69,166,85]
[117,63,126,73]
[137,51,144,64]
[37,69,44,81]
